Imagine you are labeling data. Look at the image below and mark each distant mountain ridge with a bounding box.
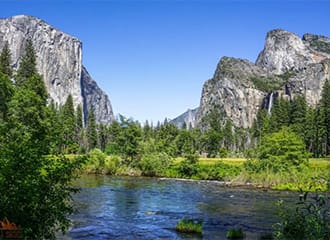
[0,15,114,124]
[170,108,198,129]
[174,29,330,129]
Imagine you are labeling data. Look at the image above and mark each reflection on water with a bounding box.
[59,175,296,239]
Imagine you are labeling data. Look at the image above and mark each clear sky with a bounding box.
[1,0,330,124]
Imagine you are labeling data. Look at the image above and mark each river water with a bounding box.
[59,175,297,240]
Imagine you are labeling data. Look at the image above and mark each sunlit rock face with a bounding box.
[192,29,330,128]
[0,15,114,124]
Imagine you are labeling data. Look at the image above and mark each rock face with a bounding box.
[170,108,198,129]
[0,15,114,124]
[196,57,269,128]
[192,29,330,129]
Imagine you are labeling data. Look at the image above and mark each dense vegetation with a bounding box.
[0,41,84,239]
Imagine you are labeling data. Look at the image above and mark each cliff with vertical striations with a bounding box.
[0,15,114,124]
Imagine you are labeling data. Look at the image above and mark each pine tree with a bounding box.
[319,79,330,155]
[98,124,108,152]
[270,98,290,132]
[290,95,307,141]
[15,39,37,87]
[0,43,14,121]
[60,95,76,153]
[143,120,153,141]
[0,73,14,121]
[223,119,234,150]
[0,42,13,78]
[86,107,98,151]
[75,104,84,151]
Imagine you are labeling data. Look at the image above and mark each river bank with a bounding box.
[81,153,330,192]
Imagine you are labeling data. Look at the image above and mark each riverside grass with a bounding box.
[81,154,330,191]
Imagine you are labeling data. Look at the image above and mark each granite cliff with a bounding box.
[191,29,330,129]
[0,15,114,124]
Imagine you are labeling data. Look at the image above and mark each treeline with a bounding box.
[53,84,330,161]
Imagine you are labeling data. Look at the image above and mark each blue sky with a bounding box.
[1,0,330,124]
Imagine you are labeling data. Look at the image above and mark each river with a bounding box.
[58,175,297,239]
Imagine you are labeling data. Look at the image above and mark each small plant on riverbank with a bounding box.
[226,228,244,239]
[273,191,330,240]
[175,218,203,234]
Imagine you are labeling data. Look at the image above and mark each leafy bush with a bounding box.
[138,152,172,177]
[175,218,203,234]
[178,154,199,177]
[273,192,330,240]
[84,149,120,174]
[85,148,106,173]
[199,162,241,180]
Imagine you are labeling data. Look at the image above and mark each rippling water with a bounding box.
[58,175,297,240]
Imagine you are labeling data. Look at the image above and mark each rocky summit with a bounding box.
[188,29,330,129]
[0,15,114,124]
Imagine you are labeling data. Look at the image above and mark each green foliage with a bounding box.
[175,129,196,156]
[226,228,244,239]
[319,79,330,156]
[0,73,14,121]
[155,122,179,156]
[86,108,98,151]
[250,76,285,92]
[175,218,203,234]
[178,154,199,177]
[15,40,37,87]
[60,95,76,153]
[0,42,13,77]
[255,127,308,172]
[117,116,142,163]
[199,162,241,180]
[84,149,119,175]
[0,41,82,239]
[309,39,330,54]
[273,192,330,240]
[138,152,172,177]
[137,139,172,176]
[270,98,290,132]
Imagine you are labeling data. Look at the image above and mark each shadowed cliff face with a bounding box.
[0,15,114,124]
[193,29,330,129]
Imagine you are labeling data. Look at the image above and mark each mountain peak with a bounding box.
[256,29,321,74]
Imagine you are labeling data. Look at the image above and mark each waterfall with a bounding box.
[267,92,274,115]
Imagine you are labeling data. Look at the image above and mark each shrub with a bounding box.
[86,148,106,173]
[273,192,330,240]
[226,228,244,239]
[175,218,203,234]
[103,155,120,175]
[199,162,241,181]
[178,154,199,177]
[138,152,172,177]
